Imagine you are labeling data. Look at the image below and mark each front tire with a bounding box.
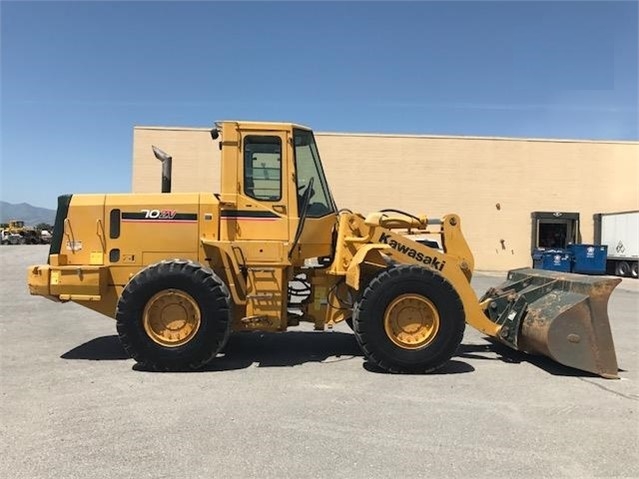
[353,265,465,373]
[116,260,231,371]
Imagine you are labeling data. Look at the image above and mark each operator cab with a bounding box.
[211,121,339,264]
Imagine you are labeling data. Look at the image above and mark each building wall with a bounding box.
[132,126,639,271]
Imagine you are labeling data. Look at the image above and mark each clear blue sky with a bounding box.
[1,1,637,209]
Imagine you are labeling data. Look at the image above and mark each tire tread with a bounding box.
[116,259,231,371]
[353,264,465,374]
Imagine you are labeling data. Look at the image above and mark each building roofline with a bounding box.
[315,131,639,145]
[135,126,211,132]
[134,125,638,145]
[135,120,311,132]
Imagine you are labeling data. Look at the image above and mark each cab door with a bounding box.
[220,130,290,262]
[288,128,339,262]
[218,129,292,329]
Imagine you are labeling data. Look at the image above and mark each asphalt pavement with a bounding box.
[1,246,637,479]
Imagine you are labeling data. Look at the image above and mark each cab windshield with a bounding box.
[293,129,337,218]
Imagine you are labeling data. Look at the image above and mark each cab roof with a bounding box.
[218,120,312,131]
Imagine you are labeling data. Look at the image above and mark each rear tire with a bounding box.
[116,260,231,371]
[353,265,465,373]
[632,262,638,279]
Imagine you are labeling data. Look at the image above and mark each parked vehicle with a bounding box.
[0,220,52,245]
[594,211,639,278]
[0,229,24,245]
[40,230,52,244]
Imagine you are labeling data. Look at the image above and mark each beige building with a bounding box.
[132,125,639,271]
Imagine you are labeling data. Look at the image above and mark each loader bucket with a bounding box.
[480,268,621,378]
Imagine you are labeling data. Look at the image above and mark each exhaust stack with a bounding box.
[152,145,172,193]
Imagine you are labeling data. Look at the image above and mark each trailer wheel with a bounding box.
[353,264,465,373]
[616,261,631,277]
[632,262,638,278]
[116,260,231,371]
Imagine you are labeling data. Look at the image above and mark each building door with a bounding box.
[531,212,580,251]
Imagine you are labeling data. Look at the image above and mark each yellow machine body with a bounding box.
[27,120,620,377]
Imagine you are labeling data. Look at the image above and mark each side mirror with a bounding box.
[210,128,219,140]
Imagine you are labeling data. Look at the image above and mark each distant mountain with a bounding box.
[0,201,56,226]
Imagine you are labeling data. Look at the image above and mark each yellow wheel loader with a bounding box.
[27,121,621,377]
[2,220,41,245]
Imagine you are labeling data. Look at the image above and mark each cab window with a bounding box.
[293,129,337,217]
[243,136,282,201]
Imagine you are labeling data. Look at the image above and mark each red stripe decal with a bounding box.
[220,217,278,221]
[121,220,198,224]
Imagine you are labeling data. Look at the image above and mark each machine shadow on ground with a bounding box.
[457,341,612,378]
[61,332,475,375]
[204,331,364,371]
[61,335,130,361]
[61,332,363,371]
[61,332,610,377]
[362,359,475,375]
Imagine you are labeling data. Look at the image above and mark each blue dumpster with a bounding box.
[532,249,573,272]
[567,244,607,275]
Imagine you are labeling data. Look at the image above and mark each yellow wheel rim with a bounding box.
[143,289,201,347]
[384,294,440,349]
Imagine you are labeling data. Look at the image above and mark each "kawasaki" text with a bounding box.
[378,232,446,271]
